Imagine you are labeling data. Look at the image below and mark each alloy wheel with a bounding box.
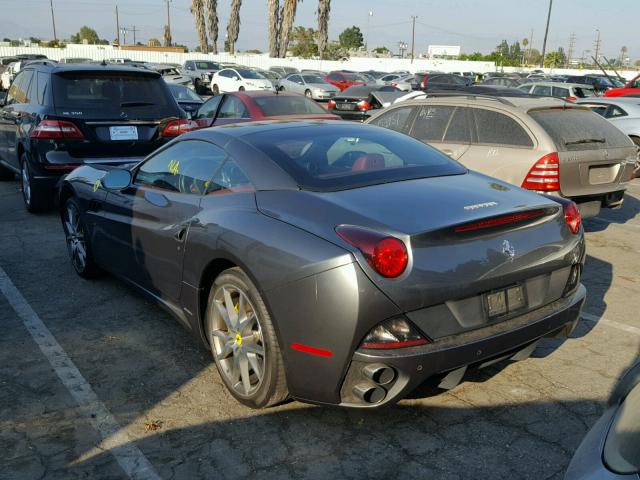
[210,285,266,397]
[64,204,87,272]
[21,163,31,206]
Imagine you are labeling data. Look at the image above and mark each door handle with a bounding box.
[174,226,187,241]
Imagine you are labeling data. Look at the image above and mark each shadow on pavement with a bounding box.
[583,192,640,233]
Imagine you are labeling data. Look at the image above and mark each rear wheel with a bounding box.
[21,155,50,213]
[194,79,205,95]
[630,135,640,147]
[238,86,245,92]
[212,84,220,95]
[62,198,101,278]
[279,86,285,92]
[205,267,288,408]
[304,89,312,98]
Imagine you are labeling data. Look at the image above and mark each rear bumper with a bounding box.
[331,110,373,122]
[338,284,586,408]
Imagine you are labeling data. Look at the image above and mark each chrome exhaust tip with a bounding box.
[352,383,386,404]
[363,364,396,385]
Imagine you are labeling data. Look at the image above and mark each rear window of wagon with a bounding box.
[244,124,466,191]
[530,108,633,151]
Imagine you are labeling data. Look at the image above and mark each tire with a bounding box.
[630,136,640,147]
[279,86,285,92]
[194,79,205,95]
[20,155,50,213]
[205,267,289,408]
[0,163,15,180]
[304,89,312,98]
[212,84,220,96]
[238,86,245,92]
[61,197,102,278]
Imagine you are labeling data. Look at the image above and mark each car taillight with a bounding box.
[521,152,560,191]
[31,120,84,139]
[161,119,197,137]
[421,74,428,89]
[566,96,577,101]
[563,200,581,234]
[327,99,336,109]
[335,225,408,278]
[390,82,398,87]
[356,100,370,111]
[361,318,428,349]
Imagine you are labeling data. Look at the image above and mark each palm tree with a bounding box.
[206,0,218,54]
[227,0,242,54]
[190,0,208,53]
[268,0,280,57]
[163,25,172,47]
[316,0,330,59]
[278,0,300,58]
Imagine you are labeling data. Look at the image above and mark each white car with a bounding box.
[210,68,275,95]
[1,61,22,90]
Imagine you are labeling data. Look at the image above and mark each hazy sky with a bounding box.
[0,0,635,60]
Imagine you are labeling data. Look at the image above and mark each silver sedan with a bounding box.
[576,97,640,146]
[278,73,339,101]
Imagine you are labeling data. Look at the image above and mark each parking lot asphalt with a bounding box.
[1,177,639,480]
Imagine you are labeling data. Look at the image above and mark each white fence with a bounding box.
[0,45,637,79]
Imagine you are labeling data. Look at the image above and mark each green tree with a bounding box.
[324,41,349,60]
[289,26,318,58]
[338,25,363,50]
[372,46,389,55]
[70,26,101,44]
[544,51,563,67]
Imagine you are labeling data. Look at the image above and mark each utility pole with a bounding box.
[49,0,57,41]
[410,15,417,63]
[365,10,372,53]
[165,0,172,46]
[131,25,138,45]
[593,29,601,65]
[567,32,576,67]
[540,0,553,67]
[116,5,120,47]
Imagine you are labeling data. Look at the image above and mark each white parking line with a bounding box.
[0,267,161,480]
[583,311,640,337]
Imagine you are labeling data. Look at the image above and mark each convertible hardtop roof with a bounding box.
[188,119,359,140]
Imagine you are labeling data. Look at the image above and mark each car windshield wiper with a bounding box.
[120,101,154,107]
[565,138,606,145]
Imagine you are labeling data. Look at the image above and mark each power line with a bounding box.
[594,29,601,64]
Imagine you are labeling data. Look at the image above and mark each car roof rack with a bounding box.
[421,91,519,107]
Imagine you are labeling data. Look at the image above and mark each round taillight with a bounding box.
[563,201,581,234]
[327,100,336,109]
[372,237,408,277]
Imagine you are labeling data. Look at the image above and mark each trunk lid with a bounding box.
[257,172,579,311]
[51,70,182,160]
[529,107,637,196]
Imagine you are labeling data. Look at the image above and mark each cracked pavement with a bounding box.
[0,179,639,479]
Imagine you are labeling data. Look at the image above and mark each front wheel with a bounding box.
[205,267,289,408]
[21,156,50,213]
[238,86,245,92]
[62,198,101,278]
[304,89,312,98]
[211,84,220,95]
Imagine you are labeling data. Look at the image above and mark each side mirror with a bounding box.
[101,169,132,191]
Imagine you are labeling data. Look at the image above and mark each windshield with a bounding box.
[195,61,219,70]
[168,85,202,102]
[237,69,266,79]
[245,124,465,191]
[302,75,327,84]
[253,96,328,116]
[52,72,177,118]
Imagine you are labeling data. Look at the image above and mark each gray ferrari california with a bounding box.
[58,120,586,408]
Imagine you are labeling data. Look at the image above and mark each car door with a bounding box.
[193,95,223,128]
[287,74,303,94]
[0,69,34,169]
[213,95,251,126]
[216,69,233,92]
[462,107,536,185]
[407,104,471,160]
[100,140,228,302]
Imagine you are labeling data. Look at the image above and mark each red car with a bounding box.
[604,73,640,97]
[192,91,339,129]
[324,71,367,92]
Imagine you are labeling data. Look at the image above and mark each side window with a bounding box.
[443,107,471,143]
[36,72,48,105]
[632,78,640,88]
[533,85,552,96]
[218,70,229,78]
[328,73,340,81]
[518,85,531,92]
[7,70,33,104]
[472,109,534,147]
[208,157,253,194]
[185,62,194,70]
[196,96,222,119]
[135,140,228,195]
[606,106,627,119]
[553,87,570,98]
[586,105,608,117]
[289,75,302,84]
[217,96,249,119]
[369,106,414,133]
[410,105,456,142]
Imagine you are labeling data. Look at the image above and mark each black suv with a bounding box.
[0,63,191,212]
